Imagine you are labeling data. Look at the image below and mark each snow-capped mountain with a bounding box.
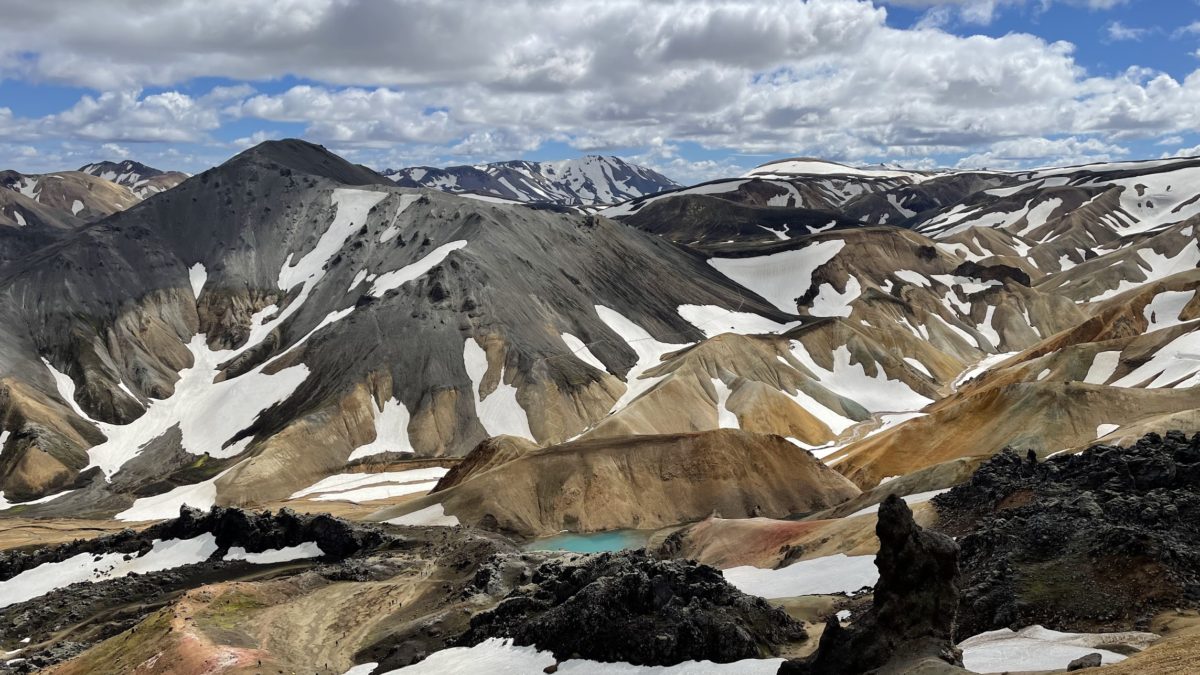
[79,159,188,198]
[385,155,680,206]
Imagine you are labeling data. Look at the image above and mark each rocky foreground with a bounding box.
[1,432,1198,674]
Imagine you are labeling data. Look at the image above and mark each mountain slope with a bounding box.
[386,155,680,206]
[78,159,189,199]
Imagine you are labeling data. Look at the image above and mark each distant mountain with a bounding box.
[0,168,139,224]
[79,159,188,198]
[384,155,680,206]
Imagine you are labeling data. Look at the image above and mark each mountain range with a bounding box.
[384,154,680,206]
[0,140,1197,674]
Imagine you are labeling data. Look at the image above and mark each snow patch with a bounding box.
[369,240,467,297]
[707,240,846,314]
[958,626,1140,673]
[385,503,460,527]
[188,262,207,298]
[224,542,324,564]
[723,554,878,599]
[0,534,218,609]
[463,339,533,439]
[348,398,416,461]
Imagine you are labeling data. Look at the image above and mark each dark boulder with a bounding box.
[456,549,806,666]
[1067,653,1103,670]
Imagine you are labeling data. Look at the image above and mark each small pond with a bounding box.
[522,529,653,553]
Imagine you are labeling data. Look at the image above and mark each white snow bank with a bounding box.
[188,262,207,298]
[347,398,416,461]
[0,534,218,609]
[385,503,460,527]
[224,542,324,564]
[289,468,448,499]
[369,240,468,297]
[387,637,783,674]
[464,339,533,440]
[707,240,846,313]
[723,553,878,599]
[958,625,1151,673]
[115,468,231,521]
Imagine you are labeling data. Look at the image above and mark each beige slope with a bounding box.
[370,429,861,537]
[0,170,139,222]
[660,501,938,570]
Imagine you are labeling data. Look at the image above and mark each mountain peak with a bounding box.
[227,138,391,187]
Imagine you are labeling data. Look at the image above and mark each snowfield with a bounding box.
[0,534,218,610]
[723,553,879,599]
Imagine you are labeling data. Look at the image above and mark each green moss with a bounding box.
[199,590,266,631]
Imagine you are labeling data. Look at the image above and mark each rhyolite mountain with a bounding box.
[0,139,1196,526]
[0,159,187,229]
[78,159,188,199]
[384,154,680,206]
[0,139,1198,674]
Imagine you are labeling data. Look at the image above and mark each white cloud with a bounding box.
[956,136,1128,169]
[1105,21,1149,42]
[0,0,1190,175]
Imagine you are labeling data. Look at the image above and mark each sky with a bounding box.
[1,0,1199,184]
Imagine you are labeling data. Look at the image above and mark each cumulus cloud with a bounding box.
[956,136,1128,169]
[0,0,1191,175]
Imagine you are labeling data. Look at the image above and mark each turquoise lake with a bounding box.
[523,529,651,553]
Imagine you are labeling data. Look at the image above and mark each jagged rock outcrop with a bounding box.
[782,494,962,674]
[934,431,1200,638]
[456,549,806,665]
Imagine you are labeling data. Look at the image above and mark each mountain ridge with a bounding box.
[385,154,680,206]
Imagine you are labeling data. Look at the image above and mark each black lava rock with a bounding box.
[456,549,806,666]
[933,431,1200,638]
[782,495,962,674]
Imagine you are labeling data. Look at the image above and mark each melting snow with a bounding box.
[188,262,207,298]
[289,468,448,500]
[347,398,416,460]
[1090,242,1200,301]
[596,305,687,413]
[1096,423,1120,438]
[677,304,798,337]
[369,240,468,297]
[386,503,460,527]
[561,332,608,371]
[809,277,861,318]
[790,344,933,413]
[0,534,218,609]
[379,193,422,243]
[1111,330,1200,388]
[115,469,231,521]
[958,626,1140,673]
[82,334,311,476]
[463,339,533,439]
[386,638,783,674]
[278,189,388,290]
[224,542,324,564]
[712,378,740,429]
[70,199,84,216]
[723,553,878,599]
[706,240,846,314]
[1143,290,1196,332]
[1083,351,1122,385]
